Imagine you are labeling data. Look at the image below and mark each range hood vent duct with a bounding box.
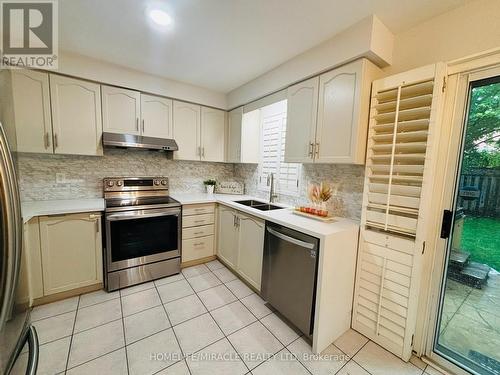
[102,132,178,152]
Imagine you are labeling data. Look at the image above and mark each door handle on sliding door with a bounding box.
[440,209,453,239]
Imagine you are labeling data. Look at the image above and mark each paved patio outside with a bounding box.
[438,272,500,364]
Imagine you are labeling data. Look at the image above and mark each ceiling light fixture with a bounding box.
[149,9,172,27]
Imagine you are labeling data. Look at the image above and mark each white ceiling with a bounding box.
[60,0,468,93]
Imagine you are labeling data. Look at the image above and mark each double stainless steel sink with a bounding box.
[235,199,284,211]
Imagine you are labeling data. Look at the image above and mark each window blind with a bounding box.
[258,101,301,194]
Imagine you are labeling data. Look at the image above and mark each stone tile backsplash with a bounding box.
[17,149,235,201]
[234,163,365,220]
[18,150,365,220]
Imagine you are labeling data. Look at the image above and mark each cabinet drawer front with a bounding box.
[182,213,215,228]
[182,236,214,262]
[183,224,214,240]
[183,204,215,216]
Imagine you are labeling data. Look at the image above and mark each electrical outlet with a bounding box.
[56,173,66,183]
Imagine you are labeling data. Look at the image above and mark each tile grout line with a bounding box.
[50,263,383,374]
[350,339,379,375]
[189,275,253,374]
[118,291,130,375]
[203,265,305,373]
[63,295,80,373]
[154,281,194,375]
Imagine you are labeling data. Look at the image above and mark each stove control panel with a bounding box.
[103,177,169,192]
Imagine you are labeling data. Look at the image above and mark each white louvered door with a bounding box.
[352,63,447,361]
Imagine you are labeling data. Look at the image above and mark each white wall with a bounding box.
[226,15,393,109]
[386,0,500,75]
[57,51,227,109]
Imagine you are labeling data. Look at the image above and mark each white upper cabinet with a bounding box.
[173,100,201,161]
[102,85,141,135]
[10,70,53,153]
[173,102,226,162]
[227,107,243,163]
[226,107,260,163]
[141,94,173,138]
[49,75,103,156]
[285,59,380,164]
[285,76,319,163]
[201,107,225,162]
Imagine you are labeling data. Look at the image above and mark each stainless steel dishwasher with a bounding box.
[261,222,320,336]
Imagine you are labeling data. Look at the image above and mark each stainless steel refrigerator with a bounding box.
[0,122,38,375]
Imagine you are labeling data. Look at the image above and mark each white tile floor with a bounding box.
[14,260,445,375]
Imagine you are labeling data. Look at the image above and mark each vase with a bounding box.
[206,185,215,194]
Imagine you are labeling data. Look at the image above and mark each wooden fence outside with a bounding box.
[458,168,500,217]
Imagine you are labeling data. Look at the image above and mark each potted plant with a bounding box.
[203,179,217,194]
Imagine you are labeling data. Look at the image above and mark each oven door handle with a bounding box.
[106,209,180,221]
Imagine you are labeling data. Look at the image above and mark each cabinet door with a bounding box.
[315,62,361,163]
[284,76,319,163]
[141,94,173,138]
[216,207,238,268]
[39,213,103,295]
[102,85,141,135]
[173,101,200,160]
[237,213,265,291]
[49,75,103,156]
[201,107,225,162]
[227,107,242,163]
[241,110,261,164]
[11,70,53,153]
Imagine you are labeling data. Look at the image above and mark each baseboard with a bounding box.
[181,255,217,268]
[32,283,103,306]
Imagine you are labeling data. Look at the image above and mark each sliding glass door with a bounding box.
[435,72,500,375]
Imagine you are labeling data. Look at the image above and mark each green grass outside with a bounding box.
[459,216,500,271]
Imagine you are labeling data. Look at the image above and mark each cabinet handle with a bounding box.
[136,118,139,131]
[142,119,145,133]
[308,142,314,157]
[53,134,58,149]
[197,146,201,156]
[194,242,204,247]
[202,147,205,157]
[194,220,205,224]
[315,142,320,158]
[95,219,99,233]
[194,231,204,235]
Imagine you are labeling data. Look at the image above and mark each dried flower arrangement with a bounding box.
[296,182,338,218]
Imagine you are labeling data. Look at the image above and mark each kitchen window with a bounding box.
[256,100,302,196]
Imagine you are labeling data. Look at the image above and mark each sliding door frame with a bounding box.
[416,50,500,375]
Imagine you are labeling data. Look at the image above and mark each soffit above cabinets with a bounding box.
[59,0,467,94]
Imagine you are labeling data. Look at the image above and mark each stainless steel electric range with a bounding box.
[103,177,181,291]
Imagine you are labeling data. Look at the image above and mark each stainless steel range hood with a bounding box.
[102,132,178,151]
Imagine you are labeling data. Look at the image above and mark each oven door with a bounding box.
[105,207,181,272]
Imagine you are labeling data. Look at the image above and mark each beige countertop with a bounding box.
[21,198,105,223]
[21,194,359,238]
[171,193,359,239]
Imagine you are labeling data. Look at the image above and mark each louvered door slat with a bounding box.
[352,63,446,361]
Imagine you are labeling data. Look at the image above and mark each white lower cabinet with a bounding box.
[216,206,239,269]
[35,213,103,296]
[216,206,265,291]
[236,213,264,290]
[182,203,216,263]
